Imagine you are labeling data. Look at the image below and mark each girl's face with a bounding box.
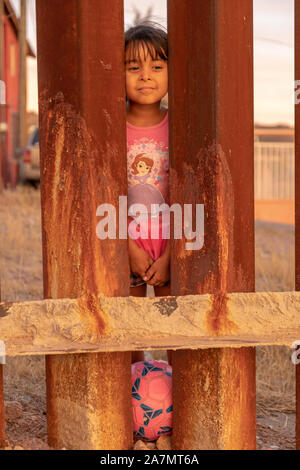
[125,42,168,106]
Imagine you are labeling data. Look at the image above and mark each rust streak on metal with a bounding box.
[206,291,239,336]
[39,91,115,300]
[204,142,239,336]
[77,293,108,335]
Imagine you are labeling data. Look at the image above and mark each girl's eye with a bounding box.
[128,66,163,71]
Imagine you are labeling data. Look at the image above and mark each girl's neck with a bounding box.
[126,101,167,127]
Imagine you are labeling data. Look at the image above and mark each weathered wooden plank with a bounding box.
[168,0,256,449]
[36,0,132,450]
[0,291,299,355]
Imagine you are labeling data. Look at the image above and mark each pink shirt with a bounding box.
[127,112,169,260]
[127,112,169,218]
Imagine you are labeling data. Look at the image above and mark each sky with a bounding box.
[10,0,295,126]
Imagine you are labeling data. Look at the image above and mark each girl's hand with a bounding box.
[128,237,154,279]
[143,241,170,287]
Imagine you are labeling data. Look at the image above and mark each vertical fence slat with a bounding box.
[36,0,132,450]
[168,0,256,449]
[295,0,300,451]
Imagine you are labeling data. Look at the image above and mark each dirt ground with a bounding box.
[2,373,296,451]
[0,186,297,450]
[2,366,297,451]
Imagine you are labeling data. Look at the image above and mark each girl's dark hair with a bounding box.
[125,22,168,62]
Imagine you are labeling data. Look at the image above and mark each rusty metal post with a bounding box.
[36,0,132,450]
[295,0,300,451]
[168,0,256,449]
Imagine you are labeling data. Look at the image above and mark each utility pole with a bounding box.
[0,0,4,193]
[19,0,27,151]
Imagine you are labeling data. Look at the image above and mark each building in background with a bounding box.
[1,0,35,188]
[254,123,294,143]
[254,124,294,225]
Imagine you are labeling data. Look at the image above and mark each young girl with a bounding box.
[125,23,172,365]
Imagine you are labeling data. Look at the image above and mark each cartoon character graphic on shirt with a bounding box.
[128,152,166,216]
[131,154,154,185]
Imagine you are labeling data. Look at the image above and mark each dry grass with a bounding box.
[255,220,295,415]
[0,186,45,406]
[0,185,43,303]
[0,186,297,417]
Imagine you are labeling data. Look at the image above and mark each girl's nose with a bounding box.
[139,67,151,81]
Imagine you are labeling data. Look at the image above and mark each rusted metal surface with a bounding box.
[36,0,132,450]
[168,0,256,449]
[172,348,255,449]
[295,0,300,451]
[1,291,300,355]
